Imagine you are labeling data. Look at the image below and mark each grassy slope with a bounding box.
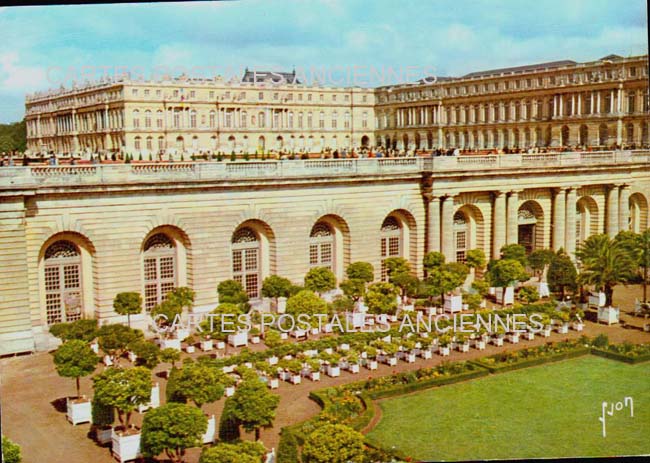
[367,356,650,461]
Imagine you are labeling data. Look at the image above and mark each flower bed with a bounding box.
[470,340,590,373]
[590,343,650,364]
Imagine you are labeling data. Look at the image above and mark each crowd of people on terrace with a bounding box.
[0,142,647,166]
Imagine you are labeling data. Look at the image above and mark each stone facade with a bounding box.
[24,72,376,157]
[0,152,649,355]
[375,54,649,150]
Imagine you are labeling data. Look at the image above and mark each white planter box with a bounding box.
[492,337,504,347]
[175,328,190,341]
[571,322,584,332]
[268,378,279,389]
[290,374,301,385]
[473,340,486,350]
[228,332,248,347]
[202,415,216,444]
[200,339,213,351]
[589,292,607,308]
[339,343,350,351]
[225,386,235,397]
[161,338,181,351]
[444,294,463,313]
[458,343,470,353]
[406,353,416,363]
[127,351,137,363]
[346,312,366,329]
[496,287,515,305]
[90,342,99,354]
[557,323,569,334]
[439,346,450,356]
[324,347,333,355]
[303,349,318,358]
[348,364,360,374]
[95,426,113,445]
[222,365,236,374]
[277,297,287,313]
[66,397,91,425]
[103,355,114,366]
[216,341,226,349]
[279,371,291,381]
[598,307,619,325]
[365,360,378,370]
[311,328,320,335]
[309,371,321,381]
[326,365,341,377]
[291,329,307,339]
[267,356,279,366]
[507,334,519,344]
[112,429,142,463]
[542,328,551,337]
[251,336,261,344]
[525,331,535,341]
[138,383,160,413]
[280,332,289,340]
[185,345,195,354]
[421,350,433,359]
[403,304,415,312]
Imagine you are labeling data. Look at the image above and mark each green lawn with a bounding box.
[367,356,650,461]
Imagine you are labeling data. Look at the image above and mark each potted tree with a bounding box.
[305,359,321,381]
[53,339,98,425]
[438,334,451,356]
[570,308,585,331]
[97,324,144,366]
[184,334,196,353]
[363,346,378,370]
[91,396,114,445]
[92,366,152,463]
[141,403,207,461]
[456,333,471,352]
[321,352,342,378]
[113,292,142,328]
[200,334,213,352]
[159,347,181,378]
[344,350,361,373]
[491,325,505,346]
[555,309,570,333]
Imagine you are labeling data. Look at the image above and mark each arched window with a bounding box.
[232,227,260,298]
[143,233,176,310]
[309,222,334,270]
[176,136,184,151]
[134,136,141,150]
[44,240,83,325]
[146,136,153,151]
[132,109,140,128]
[454,211,468,263]
[380,216,402,281]
[288,111,293,128]
[144,110,152,128]
[258,112,265,128]
[156,110,163,128]
[190,110,197,128]
[209,110,216,128]
[241,111,247,128]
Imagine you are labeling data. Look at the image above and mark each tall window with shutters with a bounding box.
[44,240,83,325]
[380,216,402,281]
[143,233,176,311]
[453,211,468,263]
[309,222,334,271]
[232,227,260,298]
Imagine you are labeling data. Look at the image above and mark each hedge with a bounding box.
[364,367,490,400]
[590,347,650,364]
[470,346,590,373]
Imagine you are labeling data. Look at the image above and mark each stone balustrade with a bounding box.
[0,150,648,189]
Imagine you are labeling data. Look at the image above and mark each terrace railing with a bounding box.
[1,150,648,188]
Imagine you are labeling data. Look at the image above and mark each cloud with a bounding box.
[0,52,48,92]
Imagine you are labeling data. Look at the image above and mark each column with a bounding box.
[571,94,575,116]
[506,190,519,244]
[619,185,630,232]
[441,195,455,261]
[565,187,577,259]
[577,93,582,116]
[606,185,619,237]
[559,95,563,117]
[553,188,566,251]
[426,195,441,253]
[492,192,506,259]
[596,92,601,114]
[590,91,594,114]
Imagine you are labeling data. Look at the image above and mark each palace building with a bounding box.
[24,69,375,156]
[24,54,649,156]
[2,54,648,356]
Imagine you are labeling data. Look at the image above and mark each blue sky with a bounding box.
[0,0,647,123]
